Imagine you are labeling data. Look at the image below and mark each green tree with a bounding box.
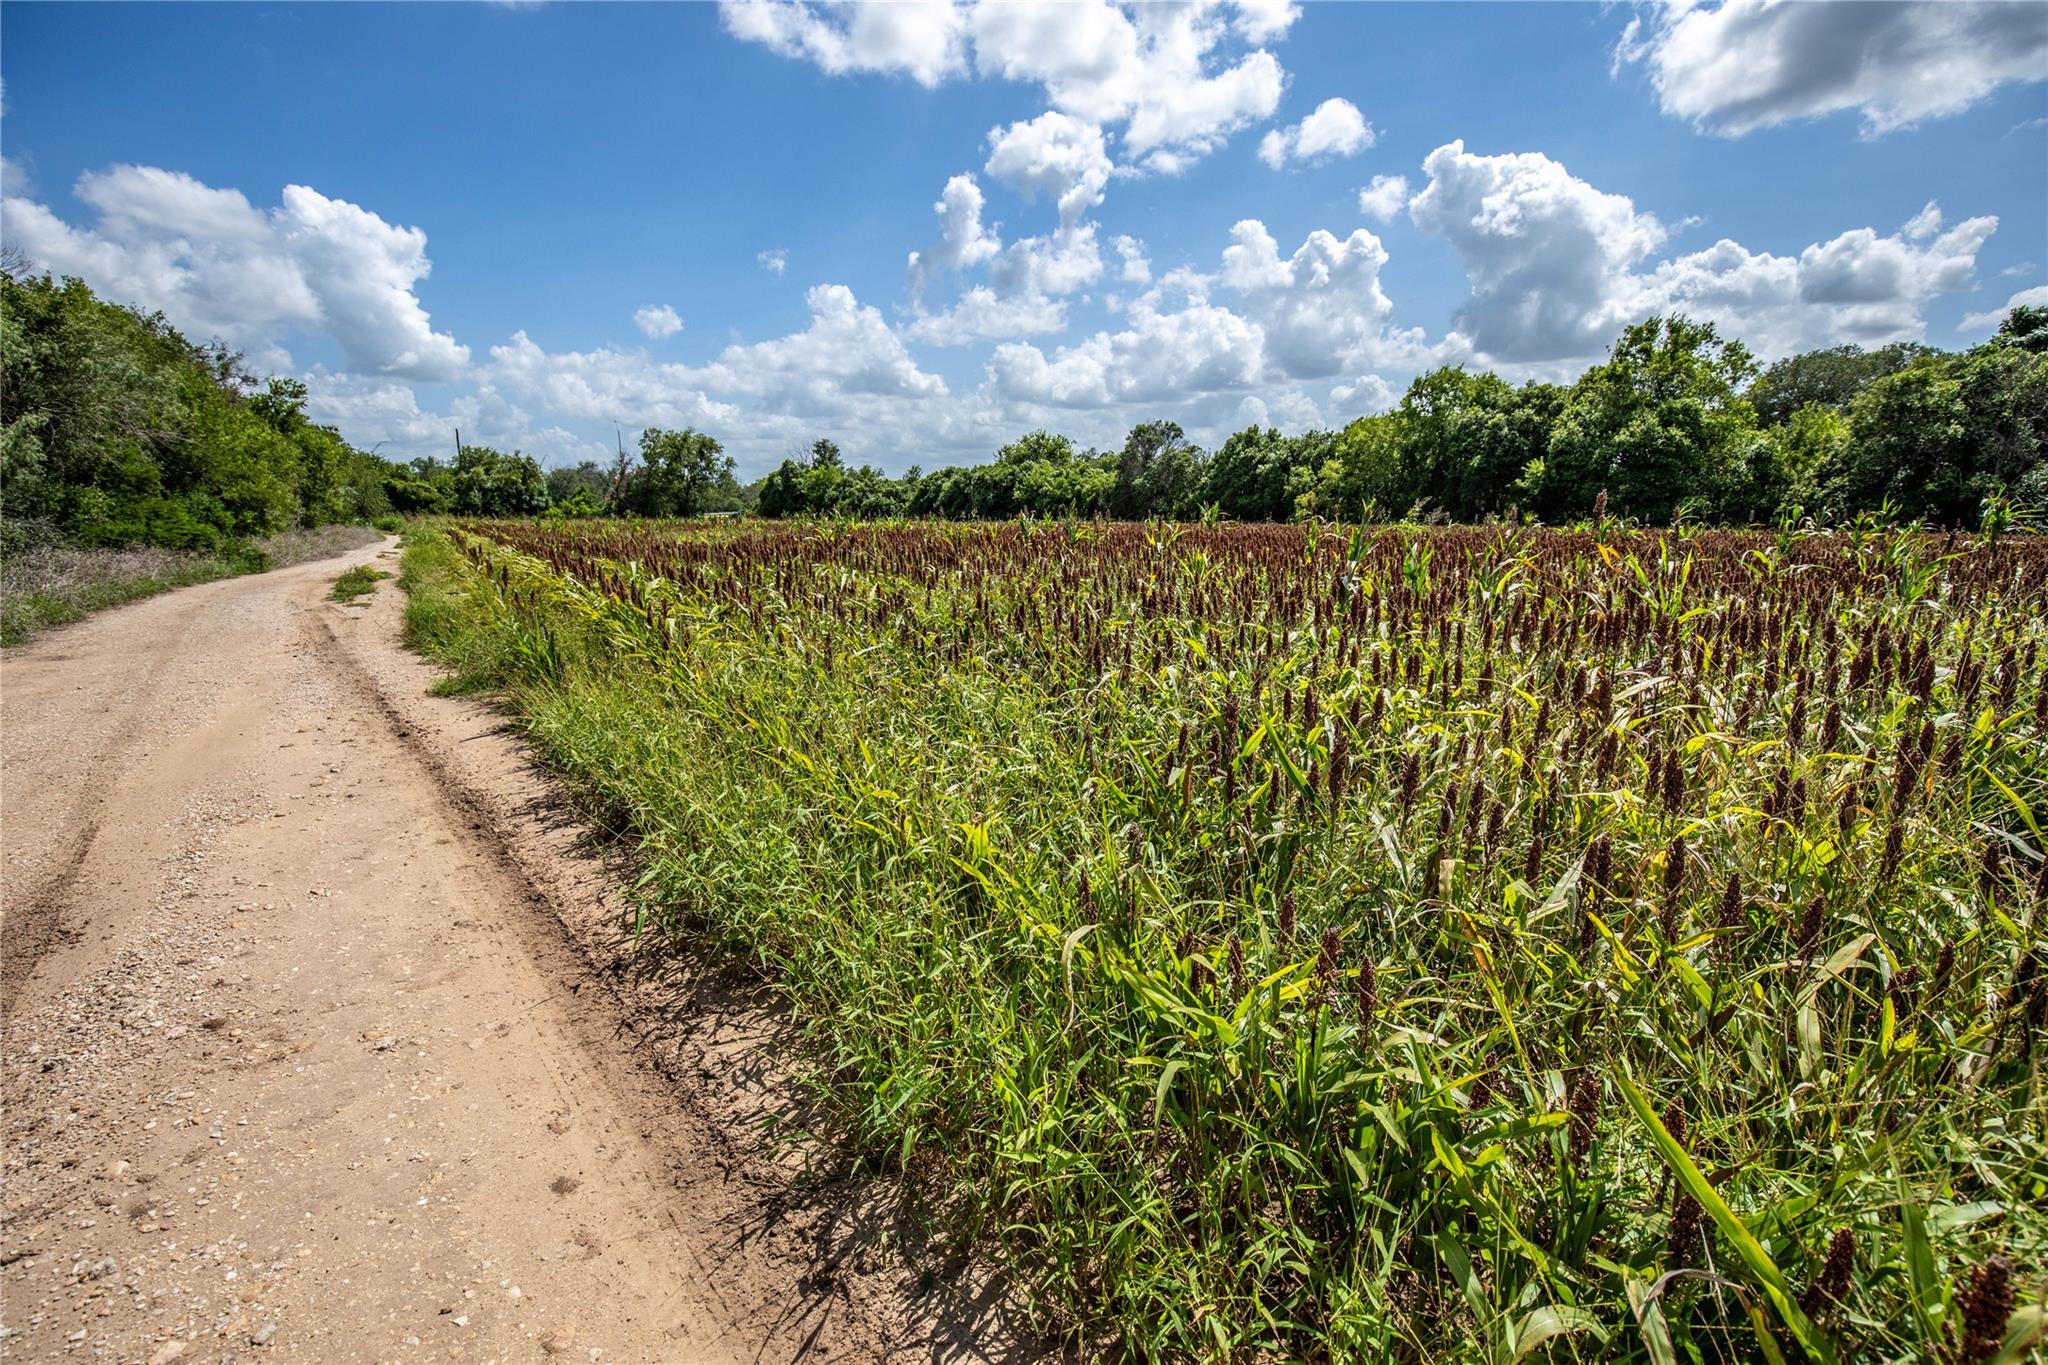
[545,460,611,507]
[1391,369,1558,520]
[1111,420,1205,519]
[1017,459,1113,516]
[1312,413,1407,519]
[1992,304,2048,354]
[1748,342,1932,426]
[1204,426,1300,522]
[624,427,735,517]
[1539,315,1763,523]
[452,444,550,516]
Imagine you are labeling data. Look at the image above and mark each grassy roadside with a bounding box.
[1,523,392,647]
[398,521,2048,1363]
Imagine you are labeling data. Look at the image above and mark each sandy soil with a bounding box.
[0,538,1037,1364]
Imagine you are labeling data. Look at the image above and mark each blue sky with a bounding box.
[3,1,2044,476]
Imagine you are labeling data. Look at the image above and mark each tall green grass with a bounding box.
[402,519,2047,1363]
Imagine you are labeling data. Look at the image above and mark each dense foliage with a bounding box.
[0,267,404,549]
[747,309,2048,530]
[411,515,2047,1363]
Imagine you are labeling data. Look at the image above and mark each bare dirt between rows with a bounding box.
[0,537,1041,1364]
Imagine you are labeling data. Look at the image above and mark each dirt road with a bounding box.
[1,541,1028,1364]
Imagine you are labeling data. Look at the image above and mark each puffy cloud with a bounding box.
[1409,140,1667,364]
[1959,284,2048,334]
[717,0,968,87]
[907,173,1001,297]
[496,284,949,431]
[1902,200,1943,242]
[2,165,467,381]
[1257,97,1374,168]
[1357,173,1410,222]
[904,285,1068,345]
[985,3,1297,169]
[988,297,1264,407]
[301,370,605,465]
[991,222,1103,297]
[1329,373,1397,413]
[727,1,1297,173]
[1409,139,2000,365]
[1221,219,1393,380]
[984,110,1112,228]
[488,332,741,429]
[698,283,949,408]
[634,303,683,338]
[1234,387,1323,431]
[489,286,985,471]
[757,247,788,274]
[988,215,1404,410]
[1231,0,1300,45]
[1615,0,2048,136]
[1113,234,1152,284]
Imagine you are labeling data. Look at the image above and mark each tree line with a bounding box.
[745,308,2047,529]
[0,262,752,543]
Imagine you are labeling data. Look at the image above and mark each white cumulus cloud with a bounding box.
[2,164,468,381]
[1257,97,1374,168]
[1409,139,2000,367]
[757,247,788,274]
[1113,234,1152,284]
[1357,173,1410,222]
[634,303,683,338]
[904,285,1069,345]
[726,1,1298,174]
[1615,0,2048,136]
[984,110,1113,229]
[907,172,1001,297]
[718,0,968,86]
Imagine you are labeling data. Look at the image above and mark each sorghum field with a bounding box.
[405,517,2048,1363]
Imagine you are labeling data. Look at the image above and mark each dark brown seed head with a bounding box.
[1718,872,1745,930]
[1661,748,1686,810]
[1660,1098,1687,1150]
[1354,955,1378,1031]
[1955,1254,2015,1362]
[1934,941,1956,995]
[1278,893,1298,944]
[1799,1228,1856,1317]
[1980,840,2005,902]
[1587,835,1613,894]
[1667,1191,1704,1266]
[1889,965,1921,1022]
[1524,834,1546,886]
[1881,819,1906,881]
[1227,933,1246,995]
[1317,926,1342,983]
[1796,893,1826,958]
[1567,1070,1600,1170]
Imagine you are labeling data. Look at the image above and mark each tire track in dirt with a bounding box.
[0,539,1044,1363]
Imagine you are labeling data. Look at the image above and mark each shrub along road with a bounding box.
[0,540,1025,1363]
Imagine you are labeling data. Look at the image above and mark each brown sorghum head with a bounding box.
[1954,1254,2015,1362]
